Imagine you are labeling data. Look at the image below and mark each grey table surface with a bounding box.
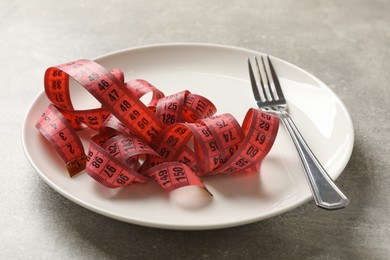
[1,0,389,259]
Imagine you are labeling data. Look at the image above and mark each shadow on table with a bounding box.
[33,141,377,259]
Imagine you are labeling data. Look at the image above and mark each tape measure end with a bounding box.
[66,154,87,177]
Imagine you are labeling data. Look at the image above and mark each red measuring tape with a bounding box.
[36,59,279,194]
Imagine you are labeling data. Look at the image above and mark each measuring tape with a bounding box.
[36,59,279,193]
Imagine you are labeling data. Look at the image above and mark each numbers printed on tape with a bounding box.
[36,59,280,193]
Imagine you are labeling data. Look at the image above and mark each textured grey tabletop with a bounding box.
[1,0,390,259]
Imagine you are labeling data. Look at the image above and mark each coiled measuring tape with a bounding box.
[36,59,279,193]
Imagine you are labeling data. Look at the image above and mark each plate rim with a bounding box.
[22,42,354,230]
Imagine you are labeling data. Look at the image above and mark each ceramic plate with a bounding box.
[22,43,354,230]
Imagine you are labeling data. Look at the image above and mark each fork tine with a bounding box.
[259,56,275,101]
[254,57,268,101]
[247,58,262,102]
[267,55,285,101]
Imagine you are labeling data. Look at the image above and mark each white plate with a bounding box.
[22,43,354,230]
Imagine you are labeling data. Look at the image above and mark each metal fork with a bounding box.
[248,55,349,210]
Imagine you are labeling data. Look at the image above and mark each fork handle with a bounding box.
[278,111,349,210]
